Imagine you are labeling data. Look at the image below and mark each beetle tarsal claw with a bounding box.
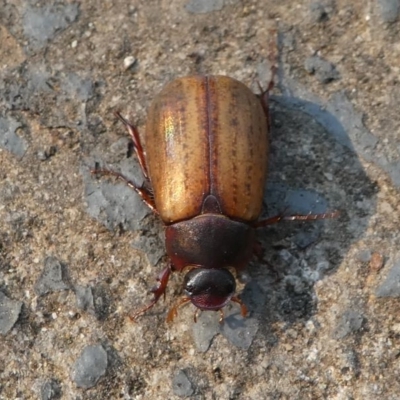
[129,300,157,322]
[218,309,225,324]
[193,308,202,323]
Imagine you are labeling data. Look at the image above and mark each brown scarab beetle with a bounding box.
[93,75,337,322]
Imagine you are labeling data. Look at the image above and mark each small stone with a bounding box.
[0,115,28,159]
[84,160,149,232]
[131,234,165,266]
[75,285,95,314]
[185,0,224,14]
[377,0,400,23]
[123,56,136,70]
[192,312,220,352]
[304,55,339,84]
[0,291,23,335]
[72,344,108,389]
[220,281,262,349]
[357,249,372,263]
[370,252,384,272]
[309,1,334,23]
[34,256,70,295]
[71,40,78,48]
[376,260,400,297]
[40,379,62,400]
[172,369,194,397]
[333,310,364,339]
[282,31,296,51]
[23,4,80,50]
[37,146,57,161]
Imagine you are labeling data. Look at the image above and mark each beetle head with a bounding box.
[183,268,236,310]
[166,267,248,323]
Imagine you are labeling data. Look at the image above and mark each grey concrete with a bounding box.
[1,1,400,398]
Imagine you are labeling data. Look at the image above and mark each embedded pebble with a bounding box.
[75,285,95,314]
[357,249,372,263]
[309,1,334,23]
[377,0,400,23]
[40,379,62,400]
[333,309,364,339]
[220,309,259,349]
[131,234,165,266]
[304,55,339,83]
[172,369,194,397]
[192,312,220,352]
[84,161,149,232]
[0,291,23,335]
[34,256,70,295]
[23,3,80,50]
[185,0,224,14]
[376,260,400,297]
[0,115,28,159]
[72,345,108,389]
[370,252,384,272]
[220,281,263,349]
[37,146,57,161]
[123,55,136,69]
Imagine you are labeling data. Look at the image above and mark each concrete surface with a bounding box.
[1,0,400,399]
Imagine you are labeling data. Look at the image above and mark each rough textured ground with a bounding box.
[1,0,400,399]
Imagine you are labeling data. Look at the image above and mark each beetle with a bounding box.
[93,75,337,322]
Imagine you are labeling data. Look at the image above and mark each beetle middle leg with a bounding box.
[114,111,149,179]
[257,28,278,128]
[257,66,276,129]
[91,167,158,213]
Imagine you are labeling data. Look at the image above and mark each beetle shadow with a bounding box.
[247,93,378,343]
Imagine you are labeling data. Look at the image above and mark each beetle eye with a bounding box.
[185,284,194,295]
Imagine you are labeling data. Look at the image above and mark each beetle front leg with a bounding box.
[114,111,149,179]
[91,168,158,214]
[129,266,172,321]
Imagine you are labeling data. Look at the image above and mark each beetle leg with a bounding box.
[152,266,171,303]
[231,296,248,318]
[91,167,158,214]
[114,111,149,179]
[129,266,172,321]
[253,210,340,228]
[257,65,276,129]
[193,308,202,323]
[166,297,191,323]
